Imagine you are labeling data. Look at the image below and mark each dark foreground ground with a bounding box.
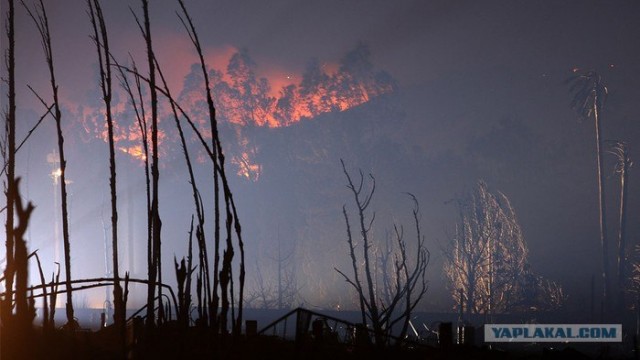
[1,324,635,360]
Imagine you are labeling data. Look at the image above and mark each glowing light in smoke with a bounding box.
[118,145,147,162]
[232,152,262,182]
[50,168,63,184]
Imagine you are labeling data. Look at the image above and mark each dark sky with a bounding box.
[4,0,640,312]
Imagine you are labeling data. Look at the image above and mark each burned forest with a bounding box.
[2,1,640,359]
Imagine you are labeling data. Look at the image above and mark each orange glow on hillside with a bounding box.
[80,44,395,181]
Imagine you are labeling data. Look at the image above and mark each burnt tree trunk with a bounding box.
[593,99,610,313]
[22,0,76,328]
[2,0,17,329]
[87,0,125,350]
[178,0,246,336]
[139,0,162,329]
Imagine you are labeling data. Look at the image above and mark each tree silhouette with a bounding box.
[0,179,35,359]
[567,70,609,311]
[246,239,301,310]
[1,0,17,334]
[299,58,333,115]
[128,0,165,330]
[608,140,631,311]
[444,181,528,316]
[177,0,246,335]
[21,0,76,329]
[87,0,126,347]
[444,181,565,318]
[154,48,207,329]
[335,160,429,347]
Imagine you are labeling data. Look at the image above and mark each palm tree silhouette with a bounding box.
[568,70,609,312]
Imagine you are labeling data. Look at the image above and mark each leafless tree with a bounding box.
[246,241,301,310]
[444,181,565,317]
[512,266,566,313]
[154,52,213,328]
[568,70,610,311]
[177,0,246,336]
[21,0,76,328]
[444,181,528,316]
[87,0,125,346]
[1,0,17,331]
[112,1,247,335]
[273,239,299,310]
[335,160,429,347]
[114,56,152,321]
[126,0,164,330]
[174,219,194,329]
[0,179,35,359]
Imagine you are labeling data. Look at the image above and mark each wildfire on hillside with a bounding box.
[81,43,395,181]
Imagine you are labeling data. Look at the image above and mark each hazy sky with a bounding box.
[4,0,640,312]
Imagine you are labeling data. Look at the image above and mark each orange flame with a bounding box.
[178,46,394,180]
[81,44,395,181]
[118,145,147,162]
[232,151,262,181]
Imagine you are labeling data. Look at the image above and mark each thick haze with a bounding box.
[3,0,640,312]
